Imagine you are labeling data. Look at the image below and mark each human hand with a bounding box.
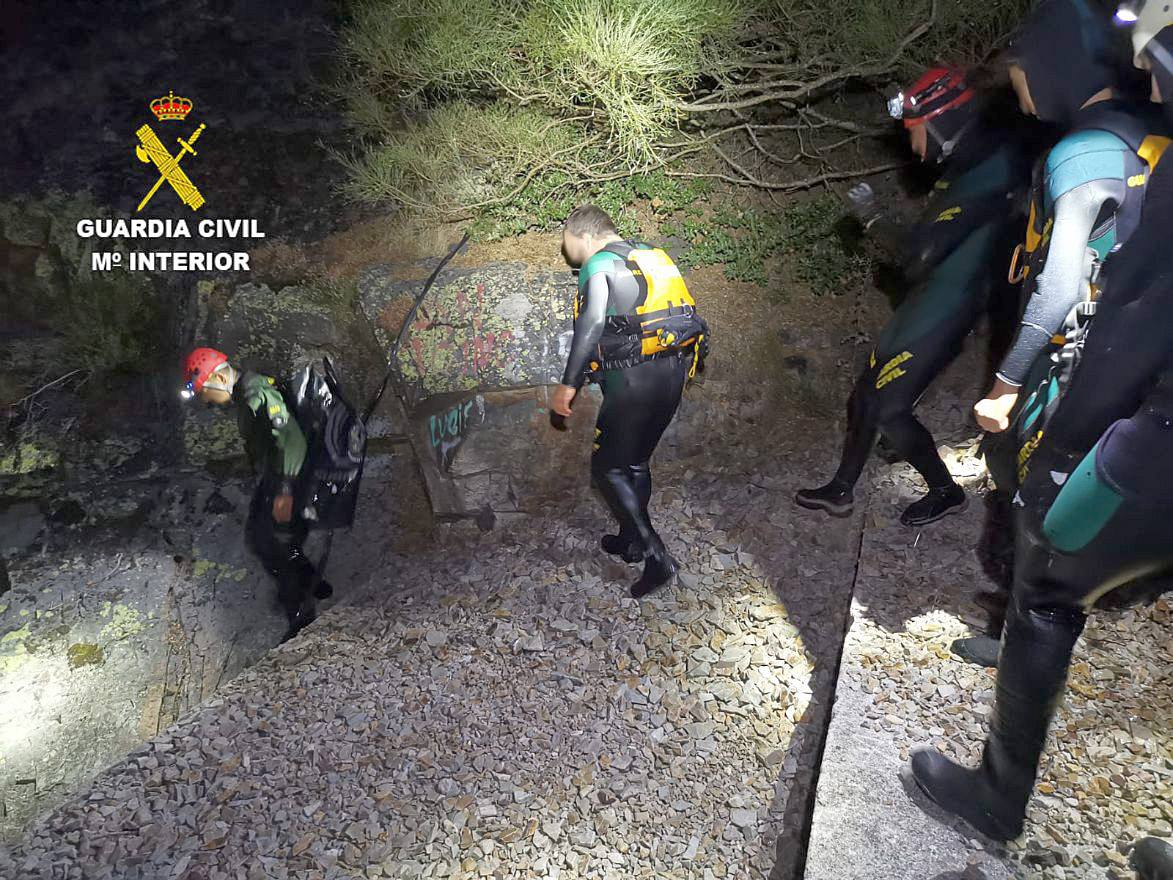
[974,380,1020,433]
[272,494,294,524]
[551,384,577,418]
[846,183,880,224]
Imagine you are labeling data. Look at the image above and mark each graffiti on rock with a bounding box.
[406,283,516,394]
[428,395,485,471]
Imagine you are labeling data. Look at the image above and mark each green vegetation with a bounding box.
[336,0,1030,221]
[471,168,714,240]
[66,643,105,669]
[660,196,867,294]
[57,271,163,375]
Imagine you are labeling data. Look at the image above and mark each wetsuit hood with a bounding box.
[1147,26,1173,127]
[1010,0,1120,125]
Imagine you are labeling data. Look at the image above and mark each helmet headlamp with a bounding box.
[1115,0,1142,25]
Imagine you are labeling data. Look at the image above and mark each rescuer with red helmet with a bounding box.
[795,66,1045,526]
[181,347,328,640]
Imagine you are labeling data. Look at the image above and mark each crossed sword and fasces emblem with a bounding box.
[134,123,206,211]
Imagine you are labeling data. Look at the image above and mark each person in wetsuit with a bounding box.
[551,205,705,599]
[909,11,1173,850]
[796,67,1037,526]
[181,347,330,639]
[973,0,1165,447]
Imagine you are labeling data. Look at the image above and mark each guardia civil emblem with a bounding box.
[134,91,206,212]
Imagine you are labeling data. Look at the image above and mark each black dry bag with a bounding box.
[288,357,368,530]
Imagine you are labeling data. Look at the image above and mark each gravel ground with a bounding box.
[3,335,1168,880]
[0,408,862,880]
[848,450,1172,880]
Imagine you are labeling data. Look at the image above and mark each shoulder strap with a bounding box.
[1071,102,1163,156]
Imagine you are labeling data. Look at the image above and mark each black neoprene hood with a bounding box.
[1010,0,1121,124]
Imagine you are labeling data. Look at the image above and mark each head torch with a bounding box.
[1115,0,1142,25]
[180,371,199,401]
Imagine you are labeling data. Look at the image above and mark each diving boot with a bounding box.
[795,480,854,517]
[601,533,645,564]
[631,543,679,599]
[281,600,317,643]
[901,483,967,526]
[909,597,1085,841]
[909,744,1031,841]
[1131,837,1173,880]
[951,635,1000,668]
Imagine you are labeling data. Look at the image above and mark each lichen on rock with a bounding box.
[66,643,104,669]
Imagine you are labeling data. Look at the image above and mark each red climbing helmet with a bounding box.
[889,66,975,129]
[180,347,228,399]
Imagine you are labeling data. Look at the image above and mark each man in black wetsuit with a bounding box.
[973,0,1167,454]
[796,67,1037,526]
[551,205,706,599]
[909,11,1173,855]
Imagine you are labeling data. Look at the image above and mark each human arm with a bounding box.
[995,181,1114,386]
[975,179,1117,431]
[1044,292,1169,455]
[845,182,906,261]
[556,262,613,414]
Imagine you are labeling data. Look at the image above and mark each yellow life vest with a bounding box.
[597,243,707,372]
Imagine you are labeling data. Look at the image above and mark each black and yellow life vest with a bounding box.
[593,242,709,374]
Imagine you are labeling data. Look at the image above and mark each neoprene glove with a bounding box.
[846,183,882,227]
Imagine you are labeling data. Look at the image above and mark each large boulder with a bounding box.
[359,260,577,411]
[359,259,592,522]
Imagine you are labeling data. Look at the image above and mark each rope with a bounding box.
[361,232,471,424]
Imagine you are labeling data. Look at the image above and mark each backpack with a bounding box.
[594,242,710,374]
[286,357,367,530]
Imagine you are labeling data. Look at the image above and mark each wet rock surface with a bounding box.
[359,260,578,410]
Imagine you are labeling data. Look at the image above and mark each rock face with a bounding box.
[200,280,349,380]
[360,260,594,521]
[360,260,577,411]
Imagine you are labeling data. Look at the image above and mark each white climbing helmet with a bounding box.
[1116,0,1173,66]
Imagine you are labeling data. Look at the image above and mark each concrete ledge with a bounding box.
[804,629,1014,880]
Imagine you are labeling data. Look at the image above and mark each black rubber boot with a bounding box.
[951,635,1000,668]
[601,534,645,563]
[595,465,677,598]
[795,480,855,517]
[910,597,1085,840]
[1132,837,1173,880]
[901,483,967,527]
[602,462,656,562]
[281,598,317,643]
[632,541,679,599]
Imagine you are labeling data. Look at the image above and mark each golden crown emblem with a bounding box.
[150,90,193,121]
